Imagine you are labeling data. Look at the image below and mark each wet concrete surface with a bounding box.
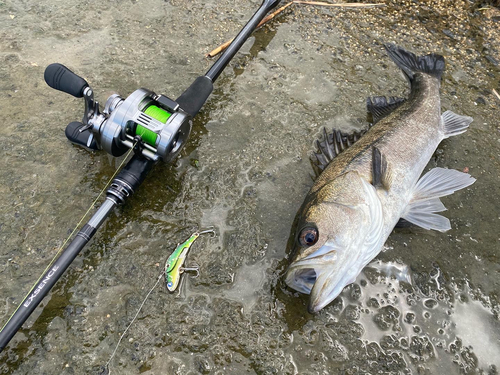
[1,0,499,373]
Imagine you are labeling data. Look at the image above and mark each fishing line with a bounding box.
[105,273,163,374]
[1,145,136,332]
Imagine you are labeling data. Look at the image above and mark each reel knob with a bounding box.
[65,122,99,150]
[44,64,88,98]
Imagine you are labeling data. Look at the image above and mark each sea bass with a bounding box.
[285,44,476,313]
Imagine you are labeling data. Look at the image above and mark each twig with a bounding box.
[293,1,384,7]
[493,88,500,101]
[206,2,294,57]
[260,1,295,27]
[207,40,233,58]
[206,1,385,57]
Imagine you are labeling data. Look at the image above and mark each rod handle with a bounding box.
[44,63,88,98]
[176,76,213,118]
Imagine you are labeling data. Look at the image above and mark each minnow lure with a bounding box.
[165,228,215,292]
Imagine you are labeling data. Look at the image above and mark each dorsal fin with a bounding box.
[310,127,365,178]
[367,96,406,124]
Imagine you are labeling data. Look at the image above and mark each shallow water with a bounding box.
[1,0,499,373]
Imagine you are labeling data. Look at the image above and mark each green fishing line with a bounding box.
[135,105,172,146]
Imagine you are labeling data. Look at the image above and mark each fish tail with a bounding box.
[384,44,445,83]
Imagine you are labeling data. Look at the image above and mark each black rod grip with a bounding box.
[114,154,155,192]
[175,76,213,118]
[44,63,88,98]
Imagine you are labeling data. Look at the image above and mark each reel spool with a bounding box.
[45,63,192,162]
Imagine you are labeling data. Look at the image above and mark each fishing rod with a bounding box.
[0,0,281,352]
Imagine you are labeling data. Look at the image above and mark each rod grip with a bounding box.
[44,63,88,98]
[114,155,155,192]
[176,76,213,117]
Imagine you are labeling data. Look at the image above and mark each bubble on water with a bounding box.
[424,299,438,309]
[350,260,500,373]
[453,296,500,369]
[373,305,401,331]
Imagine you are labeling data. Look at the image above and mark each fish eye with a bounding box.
[298,227,319,247]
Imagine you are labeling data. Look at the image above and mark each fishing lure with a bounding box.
[103,228,216,371]
[165,228,215,291]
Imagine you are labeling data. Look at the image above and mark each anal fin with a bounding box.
[401,167,476,232]
[442,110,473,138]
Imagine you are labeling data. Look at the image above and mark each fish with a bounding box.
[284,44,476,313]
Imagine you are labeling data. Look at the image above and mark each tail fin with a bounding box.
[384,44,445,83]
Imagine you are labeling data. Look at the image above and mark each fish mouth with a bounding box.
[285,244,339,306]
[285,264,343,313]
[285,243,351,313]
[285,267,318,295]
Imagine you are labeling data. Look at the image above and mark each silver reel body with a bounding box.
[85,88,192,162]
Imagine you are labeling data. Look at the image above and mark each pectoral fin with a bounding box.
[371,147,392,190]
[359,177,385,265]
[401,167,476,232]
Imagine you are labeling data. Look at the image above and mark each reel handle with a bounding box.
[65,121,99,150]
[44,63,88,98]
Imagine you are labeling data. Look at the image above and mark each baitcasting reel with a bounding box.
[44,64,191,162]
